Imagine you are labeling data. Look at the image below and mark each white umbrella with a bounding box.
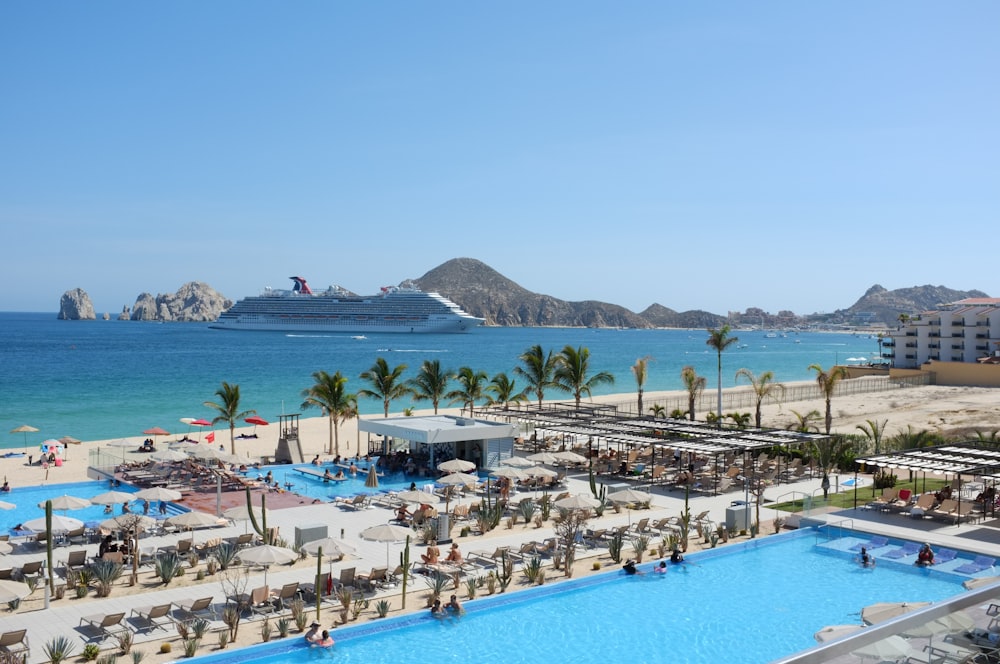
[0,500,14,510]
[0,580,31,603]
[100,515,158,532]
[189,446,225,461]
[963,575,1000,590]
[89,491,136,506]
[396,489,439,505]
[151,449,189,462]
[0,541,12,555]
[219,452,255,466]
[553,450,588,465]
[499,456,535,468]
[524,466,559,479]
[851,635,912,661]
[437,472,479,487]
[166,511,223,529]
[361,523,413,568]
[861,601,930,625]
[222,505,272,521]
[607,488,653,504]
[932,611,975,633]
[239,544,297,585]
[134,487,182,502]
[814,624,864,643]
[526,451,560,464]
[39,495,91,511]
[491,467,529,481]
[437,459,476,473]
[23,514,83,533]
[554,493,601,511]
[301,537,357,559]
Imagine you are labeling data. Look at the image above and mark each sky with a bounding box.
[1,2,997,316]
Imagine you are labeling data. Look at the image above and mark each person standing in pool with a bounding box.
[858,547,875,568]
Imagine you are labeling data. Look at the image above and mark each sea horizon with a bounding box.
[0,312,881,448]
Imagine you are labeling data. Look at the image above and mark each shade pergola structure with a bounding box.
[359,414,518,472]
[859,442,1000,522]
[484,402,829,496]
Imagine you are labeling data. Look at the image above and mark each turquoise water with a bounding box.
[0,480,144,533]
[0,312,879,446]
[185,529,964,664]
[246,463,422,501]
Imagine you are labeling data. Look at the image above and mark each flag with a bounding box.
[206,431,215,443]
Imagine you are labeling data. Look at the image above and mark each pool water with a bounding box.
[1,480,145,533]
[189,529,966,664]
[245,463,429,501]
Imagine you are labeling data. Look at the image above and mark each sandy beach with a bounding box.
[5,382,1000,488]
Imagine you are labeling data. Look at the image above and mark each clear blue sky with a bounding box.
[2,2,997,316]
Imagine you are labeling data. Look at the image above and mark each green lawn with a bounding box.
[769,477,950,513]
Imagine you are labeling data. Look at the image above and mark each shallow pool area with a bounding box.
[187,528,968,664]
[1,480,145,533]
[244,463,426,501]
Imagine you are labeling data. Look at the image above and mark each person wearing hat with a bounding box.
[304,621,322,643]
[916,543,935,566]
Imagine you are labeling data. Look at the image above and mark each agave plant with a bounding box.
[374,598,391,618]
[423,571,449,606]
[522,556,542,583]
[518,500,536,527]
[154,553,182,586]
[213,542,239,571]
[130,651,145,664]
[89,559,124,597]
[43,635,77,664]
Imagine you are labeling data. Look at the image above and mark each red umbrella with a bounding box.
[245,416,269,426]
[143,427,170,436]
[190,419,212,427]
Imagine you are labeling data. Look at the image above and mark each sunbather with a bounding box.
[916,543,935,566]
[445,543,463,564]
[421,541,441,564]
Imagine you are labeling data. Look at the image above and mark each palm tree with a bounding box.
[358,357,410,417]
[447,366,489,416]
[856,418,889,456]
[552,345,615,408]
[706,325,739,424]
[891,425,943,450]
[680,366,706,422]
[203,381,256,455]
[631,356,652,416]
[514,345,557,407]
[735,368,785,429]
[486,372,527,411]
[811,435,852,500]
[300,370,357,456]
[787,409,822,433]
[648,404,666,418]
[408,359,451,415]
[808,363,847,434]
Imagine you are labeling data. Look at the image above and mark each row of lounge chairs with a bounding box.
[869,488,985,524]
[77,596,221,641]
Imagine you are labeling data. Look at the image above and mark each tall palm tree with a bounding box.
[552,345,615,408]
[447,366,489,416]
[631,356,652,416]
[735,368,785,429]
[358,357,410,417]
[808,363,847,434]
[300,370,357,456]
[706,325,739,424]
[486,372,527,411]
[856,418,889,456]
[680,365,706,422]
[514,345,557,407]
[203,381,256,455]
[408,359,451,415]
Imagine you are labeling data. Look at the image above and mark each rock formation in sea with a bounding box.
[118,306,130,321]
[129,281,232,322]
[57,288,97,320]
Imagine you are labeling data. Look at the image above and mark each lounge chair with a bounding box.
[336,494,370,510]
[334,567,360,596]
[955,555,996,575]
[246,585,277,617]
[130,603,173,633]
[936,548,959,564]
[0,629,29,660]
[61,549,88,572]
[300,573,335,605]
[928,499,958,521]
[849,536,889,552]
[910,493,936,517]
[17,561,42,581]
[171,597,217,625]
[883,542,921,560]
[357,567,388,593]
[79,612,127,642]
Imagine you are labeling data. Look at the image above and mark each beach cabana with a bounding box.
[359,415,518,471]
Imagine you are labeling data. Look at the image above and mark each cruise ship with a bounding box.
[210,277,484,333]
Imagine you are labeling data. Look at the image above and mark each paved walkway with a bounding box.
[4,470,1000,664]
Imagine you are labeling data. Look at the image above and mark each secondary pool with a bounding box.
[188,528,967,664]
[1,480,143,533]
[244,463,427,501]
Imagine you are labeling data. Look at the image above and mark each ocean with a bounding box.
[0,312,881,447]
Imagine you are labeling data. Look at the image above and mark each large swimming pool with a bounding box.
[245,463,431,501]
[0,480,146,533]
[189,529,967,664]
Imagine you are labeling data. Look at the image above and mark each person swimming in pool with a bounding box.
[622,560,640,575]
[858,546,875,568]
[670,549,684,564]
[653,561,667,574]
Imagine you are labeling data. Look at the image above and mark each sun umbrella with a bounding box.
[963,575,1000,590]
[437,472,478,487]
[553,451,588,465]
[491,467,529,481]
[302,537,358,580]
[437,459,476,473]
[239,544,297,585]
[245,416,269,426]
[180,418,196,426]
[932,611,975,633]
[151,449,189,463]
[396,489,439,504]
[364,465,380,489]
[189,446,225,461]
[135,487,182,502]
[814,624,864,643]
[190,419,212,427]
[861,601,931,625]
[499,456,535,468]
[100,514,158,532]
[222,505,272,521]
[10,425,38,450]
[23,514,83,533]
[0,500,15,510]
[41,495,91,511]
[851,635,912,661]
[57,436,81,460]
[361,523,413,569]
[143,427,170,437]
[89,491,136,506]
[0,580,31,603]
[526,451,561,464]
[40,440,64,457]
[166,511,224,529]
[525,466,559,479]
[607,488,653,504]
[554,493,601,511]
[0,542,12,555]
[219,452,255,466]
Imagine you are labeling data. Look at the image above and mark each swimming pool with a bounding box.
[187,528,966,664]
[245,463,427,501]
[0,480,147,534]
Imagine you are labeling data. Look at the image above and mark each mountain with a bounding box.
[413,257,725,328]
[831,284,991,326]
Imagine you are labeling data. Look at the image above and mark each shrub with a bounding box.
[43,636,77,664]
[276,618,291,638]
[155,554,182,585]
[217,631,229,650]
[89,560,123,597]
[260,619,272,643]
[114,629,133,655]
[374,599,391,618]
[130,651,145,664]
[82,644,101,661]
[182,639,199,658]
[96,655,117,664]
[159,643,171,654]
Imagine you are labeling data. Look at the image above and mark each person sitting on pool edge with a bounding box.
[916,543,935,566]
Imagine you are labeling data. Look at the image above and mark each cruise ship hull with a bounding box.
[209,282,484,334]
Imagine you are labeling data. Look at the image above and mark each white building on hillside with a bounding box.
[886,298,1000,369]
